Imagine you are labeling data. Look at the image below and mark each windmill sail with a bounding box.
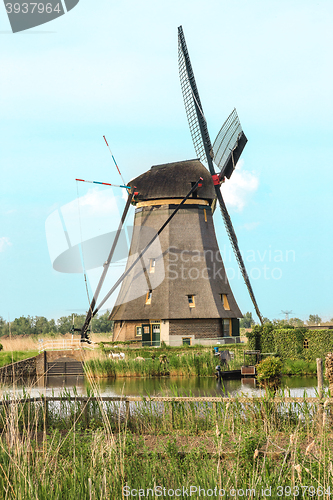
[178,25,263,324]
[212,108,248,179]
[178,27,213,165]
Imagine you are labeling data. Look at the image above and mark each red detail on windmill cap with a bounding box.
[212,174,220,186]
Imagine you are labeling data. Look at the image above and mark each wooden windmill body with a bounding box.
[110,160,242,346]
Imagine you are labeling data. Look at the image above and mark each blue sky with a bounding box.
[0,0,332,323]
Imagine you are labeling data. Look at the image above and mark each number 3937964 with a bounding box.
[5,3,62,14]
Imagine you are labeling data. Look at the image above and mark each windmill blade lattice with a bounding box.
[213,108,247,177]
[178,27,213,165]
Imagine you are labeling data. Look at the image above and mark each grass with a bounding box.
[282,359,318,376]
[0,383,333,498]
[0,351,39,368]
[86,346,246,378]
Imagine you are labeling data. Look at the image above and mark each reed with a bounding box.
[86,348,244,378]
[0,386,333,499]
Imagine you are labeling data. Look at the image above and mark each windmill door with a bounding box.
[142,324,151,346]
[151,323,161,347]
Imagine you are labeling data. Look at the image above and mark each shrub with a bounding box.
[0,344,3,352]
[256,356,282,384]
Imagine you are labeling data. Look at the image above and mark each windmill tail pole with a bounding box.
[80,188,135,341]
[94,177,204,315]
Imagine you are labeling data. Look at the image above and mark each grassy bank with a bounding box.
[0,351,38,368]
[282,359,318,376]
[87,347,321,379]
[1,391,333,498]
[86,346,245,378]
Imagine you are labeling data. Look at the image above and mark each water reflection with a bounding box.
[0,375,324,399]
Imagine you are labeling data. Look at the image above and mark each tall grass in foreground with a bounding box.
[1,387,333,498]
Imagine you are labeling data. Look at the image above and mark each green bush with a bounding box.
[256,356,282,384]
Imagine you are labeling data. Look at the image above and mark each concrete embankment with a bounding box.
[0,350,85,380]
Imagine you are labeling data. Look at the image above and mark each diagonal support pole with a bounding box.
[80,188,135,341]
[93,177,203,316]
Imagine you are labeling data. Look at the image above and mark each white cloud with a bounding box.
[221,160,259,211]
[0,237,12,252]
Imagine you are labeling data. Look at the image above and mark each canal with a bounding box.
[0,374,324,398]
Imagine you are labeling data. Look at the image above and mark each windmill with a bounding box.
[178,25,263,324]
[78,27,263,345]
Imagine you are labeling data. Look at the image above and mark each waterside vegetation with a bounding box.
[85,348,243,378]
[1,389,333,498]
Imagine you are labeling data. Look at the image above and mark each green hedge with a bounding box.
[247,325,333,362]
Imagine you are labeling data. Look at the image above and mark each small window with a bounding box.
[182,337,192,346]
[152,324,160,334]
[136,326,142,337]
[220,294,230,310]
[149,259,156,273]
[303,339,309,349]
[187,295,195,308]
[145,290,152,305]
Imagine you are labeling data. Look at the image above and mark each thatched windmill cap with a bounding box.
[128,159,215,204]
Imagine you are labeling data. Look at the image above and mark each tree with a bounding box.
[10,316,34,336]
[92,311,113,333]
[240,312,255,329]
[262,317,271,325]
[33,316,51,336]
[0,317,8,337]
[308,314,321,325]
[289,317,304,327]
[57,316,73,335]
